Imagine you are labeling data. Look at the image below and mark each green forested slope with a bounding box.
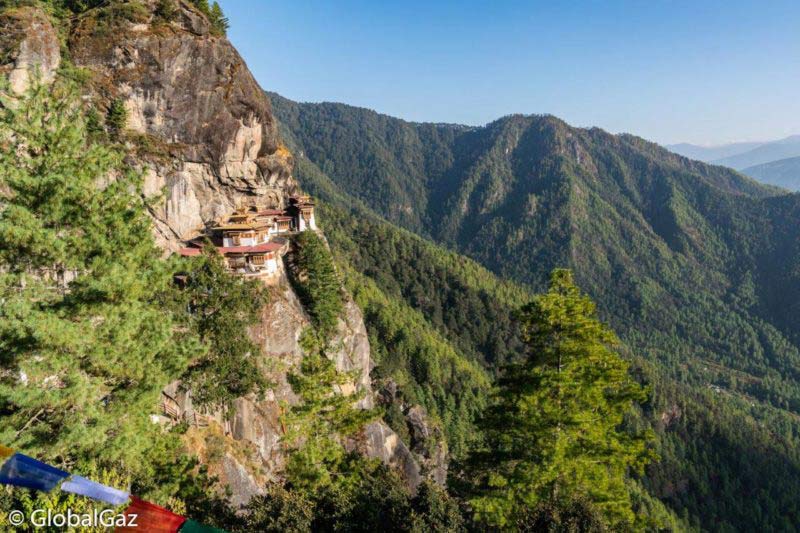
[273,94,800,530]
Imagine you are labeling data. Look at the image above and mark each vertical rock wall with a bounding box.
[0,0,438,504]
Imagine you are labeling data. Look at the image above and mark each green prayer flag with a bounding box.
[179,519,227,533]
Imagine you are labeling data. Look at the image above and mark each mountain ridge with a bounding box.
[665,141,763,162]
[711,134,800,169]
[742,155,800,191]
[270,91,800,530]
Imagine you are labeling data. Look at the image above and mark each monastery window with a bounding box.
[251,255,265,265]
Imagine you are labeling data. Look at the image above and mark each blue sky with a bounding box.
[222,0,800,145]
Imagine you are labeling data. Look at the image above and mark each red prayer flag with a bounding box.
[117,496,186,533]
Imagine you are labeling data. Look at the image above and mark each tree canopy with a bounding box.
[0,79,198,476]
[468,269,654,529]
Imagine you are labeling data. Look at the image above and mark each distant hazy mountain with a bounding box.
[666,141,762,162]
[743,155,800,191]
[712,135,800,169]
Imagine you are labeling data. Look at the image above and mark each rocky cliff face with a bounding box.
[164,261,376,506]
[1,0,438,503]
[67,0,297,251]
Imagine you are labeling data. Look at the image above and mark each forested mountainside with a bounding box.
[3,0,800,529]
[273,94,800,530]
[0,1,468,531]
[743,156,800,191]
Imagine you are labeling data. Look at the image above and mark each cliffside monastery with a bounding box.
[179,196,316,276]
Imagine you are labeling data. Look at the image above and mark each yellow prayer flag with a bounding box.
[0,445,14,460]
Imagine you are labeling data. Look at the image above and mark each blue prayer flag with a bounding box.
[60,475,130,506]
[0,453,69,492]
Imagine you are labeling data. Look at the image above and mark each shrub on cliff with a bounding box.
[289,231,344,339]
[106,98,127,135]
[189,0,228,36]
[154,0,178,22]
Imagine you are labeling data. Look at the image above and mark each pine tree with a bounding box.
[177,241,270,408]
[105,98,127,135]
[208,1,229,36]
[289,231,344,339]
[468,269,654,529]
[282,329,377,492]
[0,79,199,474]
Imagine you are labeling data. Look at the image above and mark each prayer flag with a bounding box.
[0,453,69,492]
[60,475,130,506]
[117,496,186,533]
[0,445,13,461]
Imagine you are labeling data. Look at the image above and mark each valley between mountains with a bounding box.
[271,94,800,530]
[2,1,800,531]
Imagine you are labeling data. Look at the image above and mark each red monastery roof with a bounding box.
[218,242,283,254]
[179,242,283,257]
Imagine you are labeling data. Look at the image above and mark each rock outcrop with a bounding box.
[66,0,296,251]
[373,379,449,487]
[0,6,60,95]
[165,262,375,506]
[0,0,438,503]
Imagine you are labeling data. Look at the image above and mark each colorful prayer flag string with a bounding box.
[179,518,228,532]
[0,446,226,532]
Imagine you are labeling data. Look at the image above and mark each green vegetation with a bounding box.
[208,1,228,36]
[189,0,228,36]
[282,329,377,492]
[321,204,527,368]
[154,0,178,23]
[106,98,127,135]
[467,270,654,529]
[273,94,800,530]
[0,79,195,475]
[241,469,464,533]
[343,265,490,459]
[289,231,345,339]
[176,242,270,409]
[308,203,523,459]
[4,3,799,530]
[0,78,267,517]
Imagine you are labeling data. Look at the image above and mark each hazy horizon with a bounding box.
[222,0,800,146]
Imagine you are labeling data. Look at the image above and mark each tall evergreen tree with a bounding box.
[289,231,344,339]
[0,80,199,474]
[282,330,377,492]
[468,269,654,529]
[176,242,270,409]
[208,1,229,36]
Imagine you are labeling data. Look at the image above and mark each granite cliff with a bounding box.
[0,0,442,503]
